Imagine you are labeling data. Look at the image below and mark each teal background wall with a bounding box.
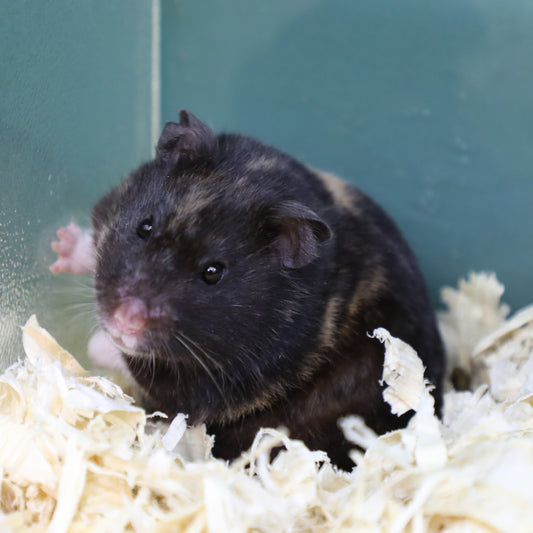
[1,0,532,366]
[161,0,533,311]
[0,2,155,364]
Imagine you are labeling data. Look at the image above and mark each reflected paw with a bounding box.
[50,223,95,274]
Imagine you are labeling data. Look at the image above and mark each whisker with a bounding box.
[177,330,236,389]
[173,332,230,413]
[87,322,101,339]
[178,331,222,370]
[146,347,157,394]
[59,302,96,316]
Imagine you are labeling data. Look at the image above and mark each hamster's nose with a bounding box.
[112,297,148,335]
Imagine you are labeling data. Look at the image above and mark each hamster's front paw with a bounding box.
[87,328,130,374]
[50,223,95,274]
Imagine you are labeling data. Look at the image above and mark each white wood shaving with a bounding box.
[0,272,532,532]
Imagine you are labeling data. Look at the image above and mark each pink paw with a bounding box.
[50,223,95,274]
[88,328,130,374]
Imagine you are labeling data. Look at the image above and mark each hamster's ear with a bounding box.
[157,110,216,164]
[269,201,332,269]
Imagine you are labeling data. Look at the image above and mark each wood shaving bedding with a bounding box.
[1,272,532,532]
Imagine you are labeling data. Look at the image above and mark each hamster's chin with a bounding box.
[109,330,209,366]
[107,331,147,357]
[108,331,174,363]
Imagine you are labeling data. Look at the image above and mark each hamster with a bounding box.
[50,110,445,470]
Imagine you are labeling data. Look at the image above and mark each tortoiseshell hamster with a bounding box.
[50,110,445,470]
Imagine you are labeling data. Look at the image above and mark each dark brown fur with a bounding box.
[92,110,445,470]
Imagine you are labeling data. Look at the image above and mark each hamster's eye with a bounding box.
[136,216,153,240]
[202,262,225,285]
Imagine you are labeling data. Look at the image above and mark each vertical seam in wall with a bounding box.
[151,0,162,154]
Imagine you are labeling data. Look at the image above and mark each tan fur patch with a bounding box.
[346,265,389,323]
[167,183,220,231]
[94,224,111,251]
[244,155,278,173]
[313,169,358,211]
[318,296,342,349]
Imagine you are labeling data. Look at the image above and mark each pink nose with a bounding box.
[112,297,148,335]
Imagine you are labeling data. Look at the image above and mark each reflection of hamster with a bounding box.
[51,110,445,470]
